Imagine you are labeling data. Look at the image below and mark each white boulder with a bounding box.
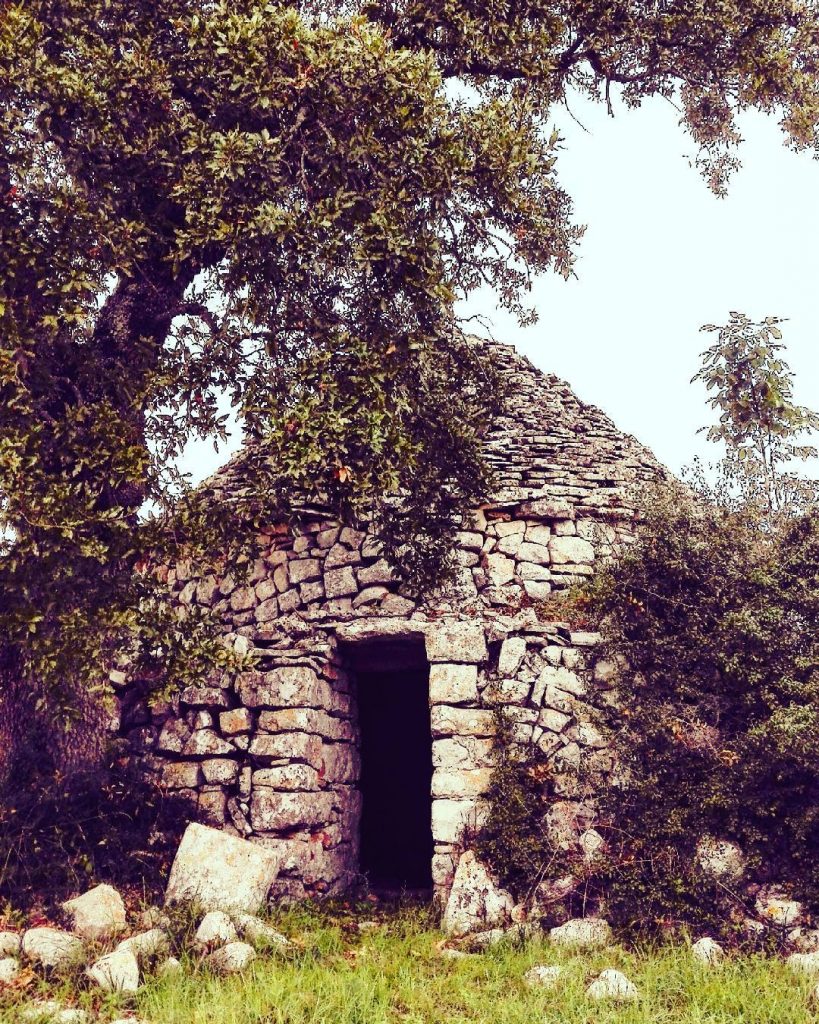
[787,951,819,977]
[755,886,804,928]
[524,964,563,989]
[22,927,84,970]
[195,911,237,949]
[695,837,746,884]
[20,1003,89,1023]
[165,822,280,914]
[156,955,183,977]
[692,937,725,965]
[234,913,289,948]
[0,956,20,983]
[441,851,514,937]
[62,883,126,942]
[586,968,639,1002]
[86,947,140,993]
[205,940,257,974]
[0,930,21,956]
[549,917,612,950]
[117,927,169,961]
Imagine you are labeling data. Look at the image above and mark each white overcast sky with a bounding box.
[180,91,819,483]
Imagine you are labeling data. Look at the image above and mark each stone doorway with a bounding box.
[348,637,433,891]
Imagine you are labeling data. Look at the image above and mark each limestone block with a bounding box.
[550,918,612,950]
[539,708,571,733]
[432,737,496,770]
[259,708,351,741]
[321,742,360,783]
[496,534,525,556]
[432,798,488,845]
[490,677,531,705]
[755,885,804,927]
[62,884,126,942]
[206,941,257,974]
[431,768,494,798]
[498,637,527,676]
[22,928,84,970]
[576,722,607,749]
[273,563,290,592]
[553,520,576,536]
[324,567,358,599]
[183,729,234,757]
[340,526,366,548]
[300,580,325,604]
[518,562,552,581]
[117,928,170,961]
[538,665,587,698]
[357,559,396,586]
[157,718,191,754]
[238,667,332,710]
[381,594,416,615]
[325,544,361,568]
[430,706,495,737]
[230,586,256,612]
[456,531,484,551]
[278,589,302,612]
[441,850,514,936]
[165,823,281,914]
[290,559,322,584]
[525,525,553,546]
[426,623,487,664]
[569,630,602,647]
[486,553,515,587]
[248,732,322,768]
[161,761,201,789]
[523,580,552,601]
[250,791,334,832]
[519,497,575,520]
[197,576,220,605]
[432,851,457,887]
[195,911,237,949]
[495,520,525,537]
[253,765,320,791]
[180,686,231,708]
[20,1001,88,1023]
[586,969,638,1002]
[549,536,594,564]
[255,578,278,602]
[352,585,389,607]
[255,597,280,622]
[219,708,253,735]
[515,541,551,564]
[202,759,239,785]
[787,951,819,977]
[429,663,479,704]
[316,527,340,548]
[86,948,140,993]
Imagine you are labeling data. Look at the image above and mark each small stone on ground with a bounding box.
[86,947,140,993]
[22,928,84,970]
[524,964,563,989]
[692,937,725,965]
[195,910,237,948]
[206,940,257,974]
[586,968,639,1002]
[549,917,612,951]
[62,883,126,942]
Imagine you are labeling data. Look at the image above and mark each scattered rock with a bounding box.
[117,927,170,961]
[755,886,804,928]
[156,955,183,977]
[234,913,289,947]
[789,928,819,953]
[549,918,612,951]
[195,911,237,949]
[62,884,126,942]
[692,937,724,965]
[441,851,514,937]
[205,940,257,974]
[0,931,21,956]
[86,948,140,993]
[505,921,542,945]
[787,951,819,977]
[20,1003,89,1023]
[165,822,280,914]
[695,837,746,884]
[138,907,171,931]
[0,956,20,983]
[586,968,639,1002]
[460,928,506,952]
[439,947,470,960]
[22,927,84,970]
[524,964,563,989]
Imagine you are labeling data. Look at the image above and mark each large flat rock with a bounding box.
[165,823,280,914]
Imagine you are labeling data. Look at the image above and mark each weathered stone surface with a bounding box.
[431,768,494,799]
[22,928,84,970]
[524,965,563,989]
[429,664,479,704]
[691,937,724,965]
[234,914,289,947]
[324,566,358,599]
[432,799,487,844]
[695,837,746,884]
[515,541,551,564]
[86,948,140,993]
[157,955,183,977]
[549,918,612,950]
[430,706,495,738]
[426,623,488,664]
[550,535,595,565]
[0,931,21,956]
[498,637,527,676]
[206,941,257,974]
[433,737,496,770]
[788,951,819,977]
[586,969,638,1002]
[62,884,126,942]
[238,667,332,710]
[117,928,170,961]
[0,957,20,983]
[253,764,320,791]
[486,553,515,587]
[20,1002,88,1023]
[289,559,321,584]
[195,911,237,949]
[249,732,322,766]
[461,927,506,951]
[250,791,334,831]
[165,823,280,914]
[441,851,514,936]
[755,886,803,928]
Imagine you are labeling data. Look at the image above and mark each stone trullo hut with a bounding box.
[121,338,664,901]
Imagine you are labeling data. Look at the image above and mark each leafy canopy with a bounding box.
[4,1,819,730]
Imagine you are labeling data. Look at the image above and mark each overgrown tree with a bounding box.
[4,2,819,770]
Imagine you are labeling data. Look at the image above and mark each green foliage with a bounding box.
[586,482,819,937]
[0,751,190,911]
[5,5,819,751]
[693,313,819,519]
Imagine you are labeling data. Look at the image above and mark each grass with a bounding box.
[2,902,818,1024]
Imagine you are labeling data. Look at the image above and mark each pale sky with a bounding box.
[180,92,819,483]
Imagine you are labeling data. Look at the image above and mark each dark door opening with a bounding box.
[353,640,433,891]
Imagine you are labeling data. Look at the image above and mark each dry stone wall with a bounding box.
[118,339,664,899]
